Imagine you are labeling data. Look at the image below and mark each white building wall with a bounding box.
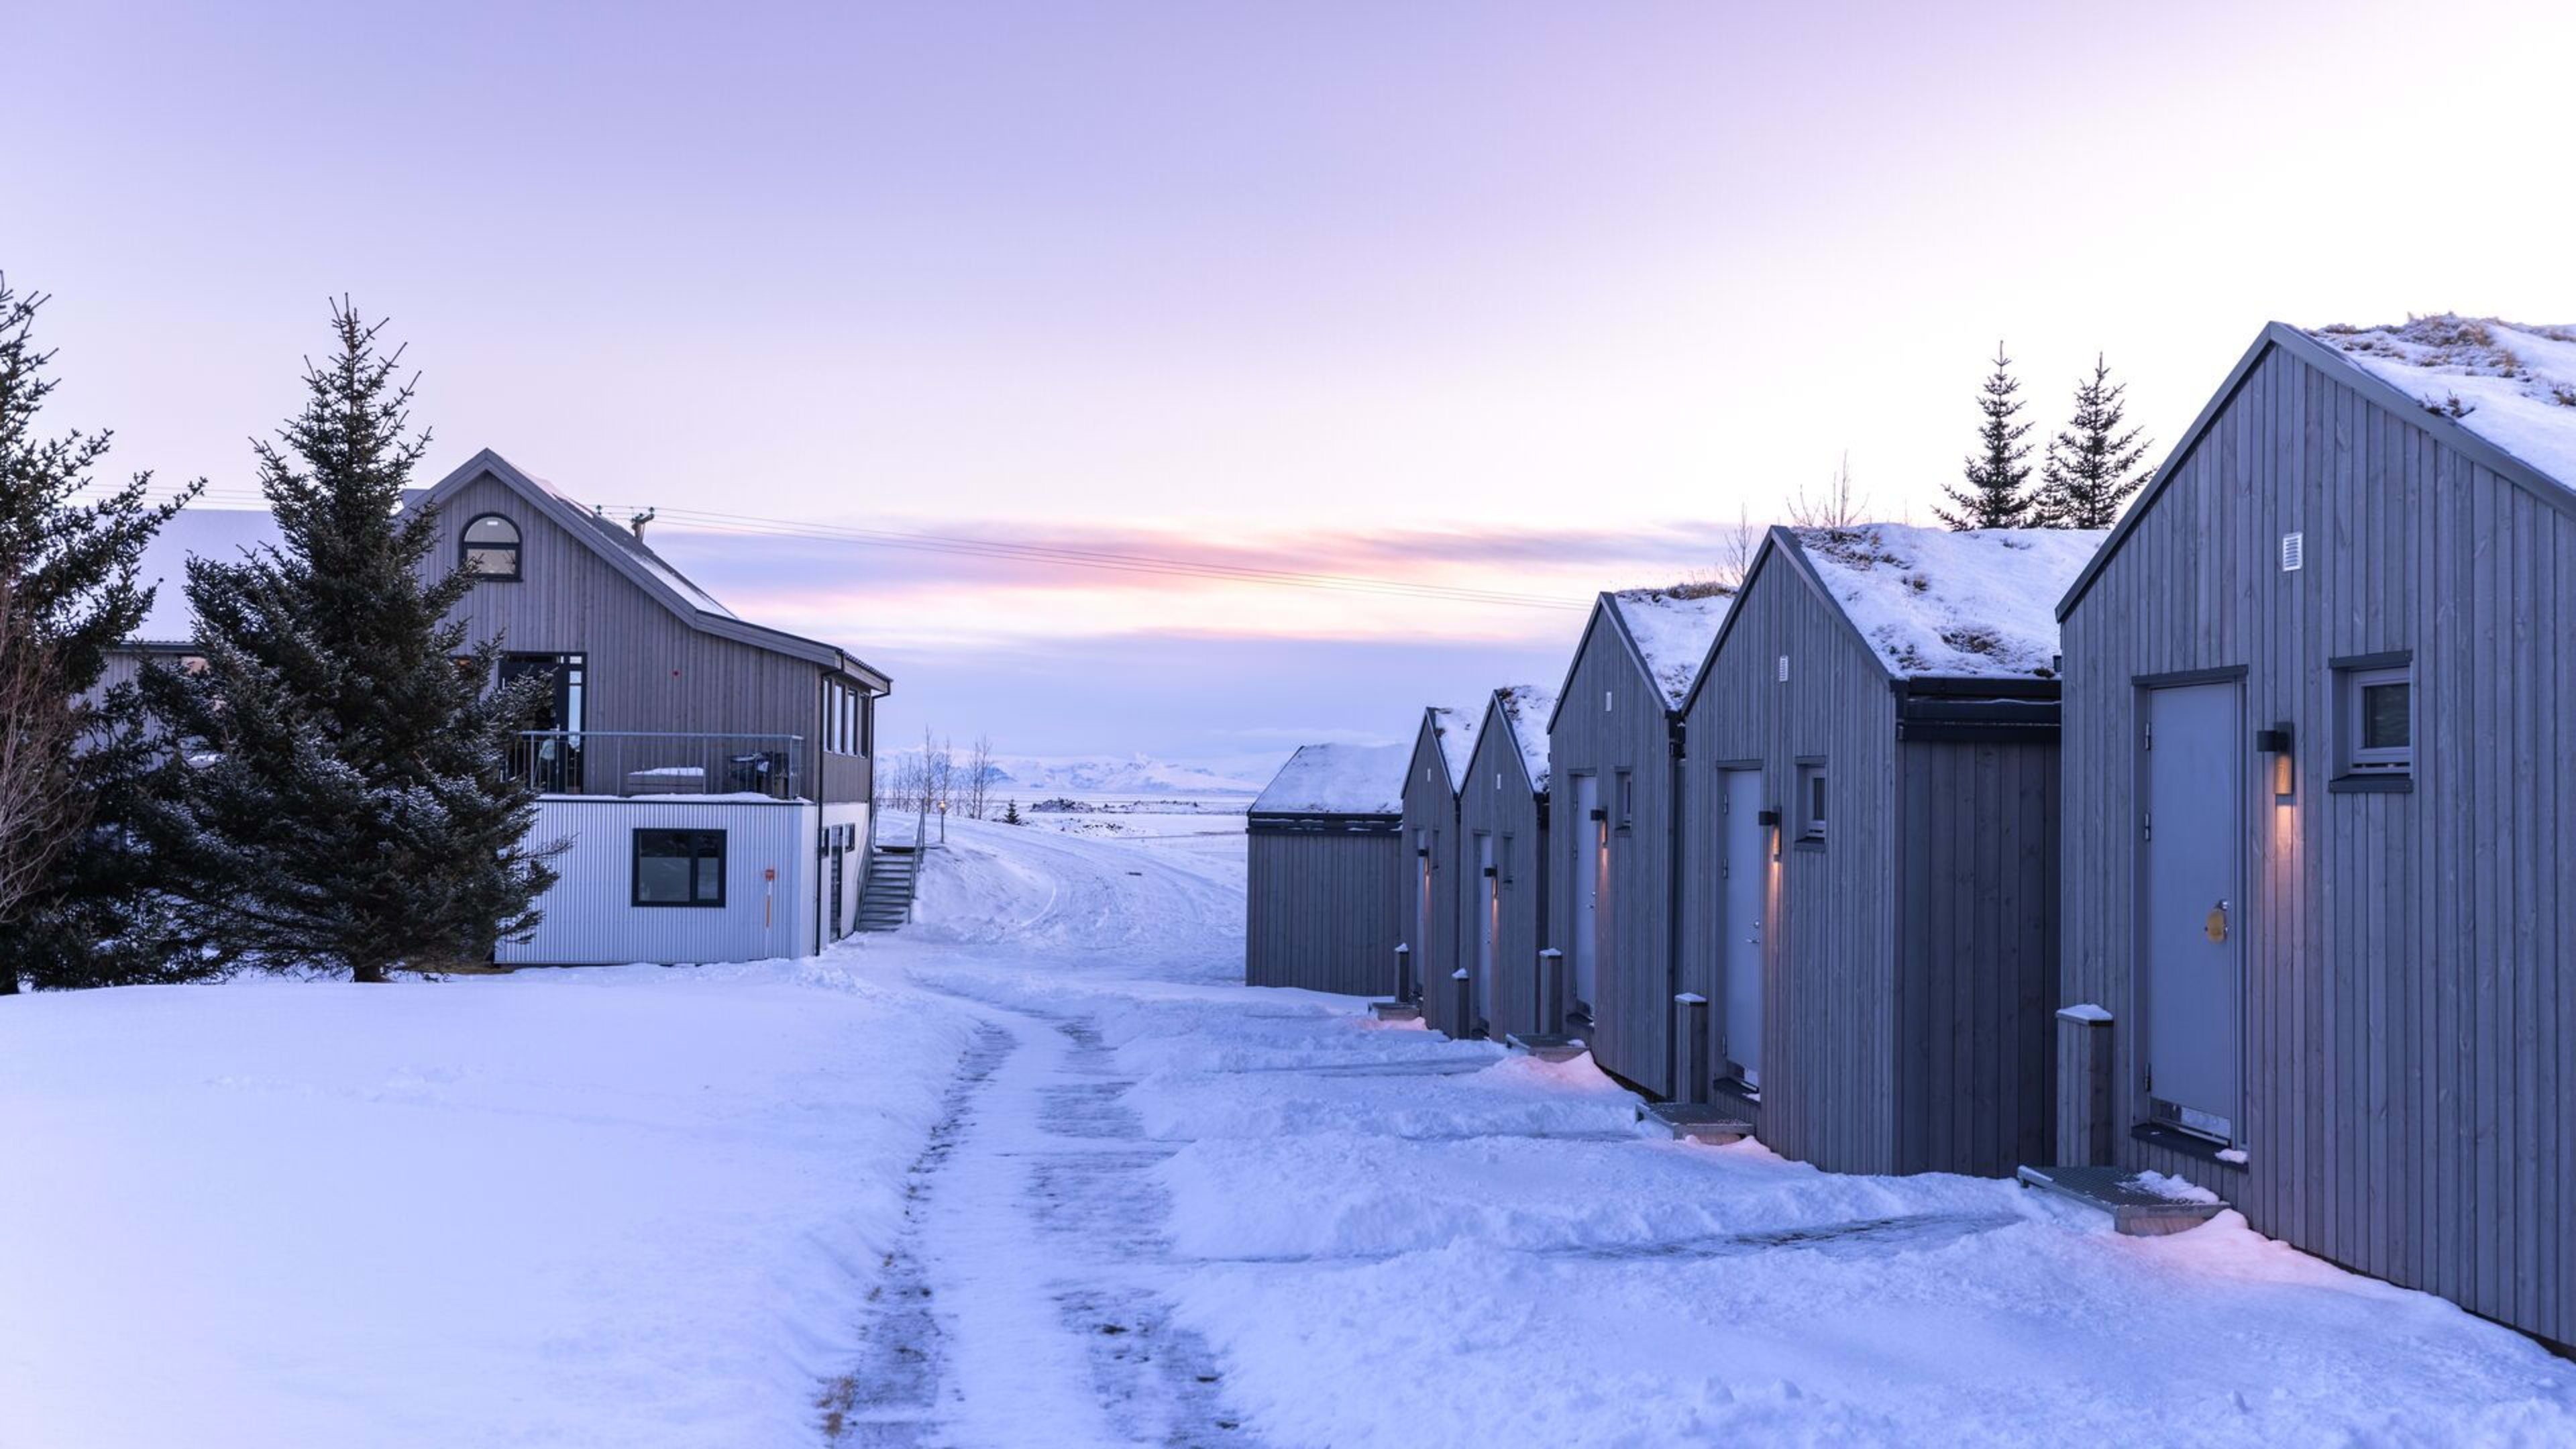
[501,797,819,965]
[816,801,871,948]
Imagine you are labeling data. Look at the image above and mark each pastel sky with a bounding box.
[13,2,2574,771]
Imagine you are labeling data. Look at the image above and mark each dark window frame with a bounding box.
[632,828,727,908]
[461,513,524,582]
[2335,656,2414,782]
[1794,757,1827,843]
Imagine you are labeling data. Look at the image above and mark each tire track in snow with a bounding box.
[818,1023,1013,1448]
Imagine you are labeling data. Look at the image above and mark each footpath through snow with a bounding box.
[5,812,2576,1446]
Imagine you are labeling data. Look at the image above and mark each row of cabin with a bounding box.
[1247,317,2576,1352]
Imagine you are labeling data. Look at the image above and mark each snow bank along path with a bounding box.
[855,816,2576,1448]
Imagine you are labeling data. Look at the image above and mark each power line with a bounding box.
[129,488,1594,612]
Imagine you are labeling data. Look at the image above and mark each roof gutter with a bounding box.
[1891,676,2061,745]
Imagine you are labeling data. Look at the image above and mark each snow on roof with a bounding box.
[1252,743,1407,816]
[1605,586,1735,707]
[1794,523,2102,679]
[129,506,282,642]
[1428,703,1485,793]
[1494,684,1556,791]
[525,472,739,620]
[2309,315,2576,489]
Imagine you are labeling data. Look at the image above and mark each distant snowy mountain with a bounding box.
[881,750,1269,798]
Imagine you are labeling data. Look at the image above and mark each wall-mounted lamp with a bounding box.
[2255,723,2294,800]
[1758,807,1782,860]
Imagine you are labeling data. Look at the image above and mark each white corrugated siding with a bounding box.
[500,797,819,965]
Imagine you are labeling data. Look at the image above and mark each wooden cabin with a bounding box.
[1546,587,1735,1096]
[1404,702,1486,1035]
[1451,685,1556,1044]
[1678,523,2097,1175]
[2050,317,2576,1348]
[1245,743,1409,996]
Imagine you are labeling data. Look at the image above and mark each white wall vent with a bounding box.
[2280,531,2304,572]
[1776,655,1790,683]
[1604,689,1613,712]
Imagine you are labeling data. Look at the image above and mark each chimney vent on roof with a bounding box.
[629,508,657,543]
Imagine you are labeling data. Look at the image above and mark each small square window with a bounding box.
[2343,665,2412,775]
[634,828,726,907]
[1795,761,1827,841]
[1614,770,1635,830]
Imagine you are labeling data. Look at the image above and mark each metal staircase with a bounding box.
[855,808,928,933]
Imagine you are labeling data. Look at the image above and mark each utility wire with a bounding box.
[142,486,1591,612]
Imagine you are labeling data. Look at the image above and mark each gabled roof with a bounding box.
[1252,742,1407,816]
[1423,701,1485,794]
[1791,523,2095,679]
[422,449,890,691]
[1543,586,1733,730]
[1487,683,1556,793]
[2058,321,2576,619]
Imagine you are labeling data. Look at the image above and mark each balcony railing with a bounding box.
[508,731,807,802]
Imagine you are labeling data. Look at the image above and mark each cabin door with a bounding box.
[1721,767,1766,1089]
[1413,828,1434,999]
[2144,680,2244,1143]
[1571,775,1601,1012]
[1475,833,1497,1024]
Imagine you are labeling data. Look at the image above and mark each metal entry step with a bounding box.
[1646,1103,1753,1144]
[1503,1033,1589,1064]
[2016,1164,2227,1236]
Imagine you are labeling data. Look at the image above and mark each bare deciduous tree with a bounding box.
[1715,502,1761,590]
[0,584,89,978]
[965,735,994,820]
[1786,451,1868,533]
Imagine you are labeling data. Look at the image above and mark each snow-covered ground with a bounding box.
[7,811,2575,1446]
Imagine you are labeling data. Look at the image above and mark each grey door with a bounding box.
[1413,828,1432,1000]
[1475,834,1497,1023]
[1721,767,1766,1087]
[1571,775,1600,1010]
[2145,681,2243,1142]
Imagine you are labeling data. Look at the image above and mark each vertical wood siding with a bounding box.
[1245,826,1405,996]
[1456,698,1549,1042]
[1680,555,1900,1170]
[1403,716,1468,1036]
[1548,610,1684,1096]
[433,473,861,799]
[2061,341,2576,1346]
[1893,737,2059,1176]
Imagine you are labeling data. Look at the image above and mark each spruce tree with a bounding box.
[1936,342,2035,531]
[2033,354,2153,530]
[140,303,560,981]
[0,275,207,993]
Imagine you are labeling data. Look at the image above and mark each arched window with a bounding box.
[462,514,522,580]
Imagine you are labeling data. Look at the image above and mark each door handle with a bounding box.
[2204,900,2229,944]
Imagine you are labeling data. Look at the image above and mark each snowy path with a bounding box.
[822,993,1263,1448]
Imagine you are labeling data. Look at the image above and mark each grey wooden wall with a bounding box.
[1456,696,1548,1042]
[1549,606,1684,1096]
[1245,825,1406,996]
[2061,335,2576,1348]
[1893,736,2058,1176]
[1401,714,1466,1034]
[1681,547,1899,1168]
[435,471,871,803]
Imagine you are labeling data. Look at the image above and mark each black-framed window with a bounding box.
[633,828,725,907]
[462,514,523,580]
[1796,761,1827,841]
[2342,665,2412,775]
[1614,769,1635,830]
